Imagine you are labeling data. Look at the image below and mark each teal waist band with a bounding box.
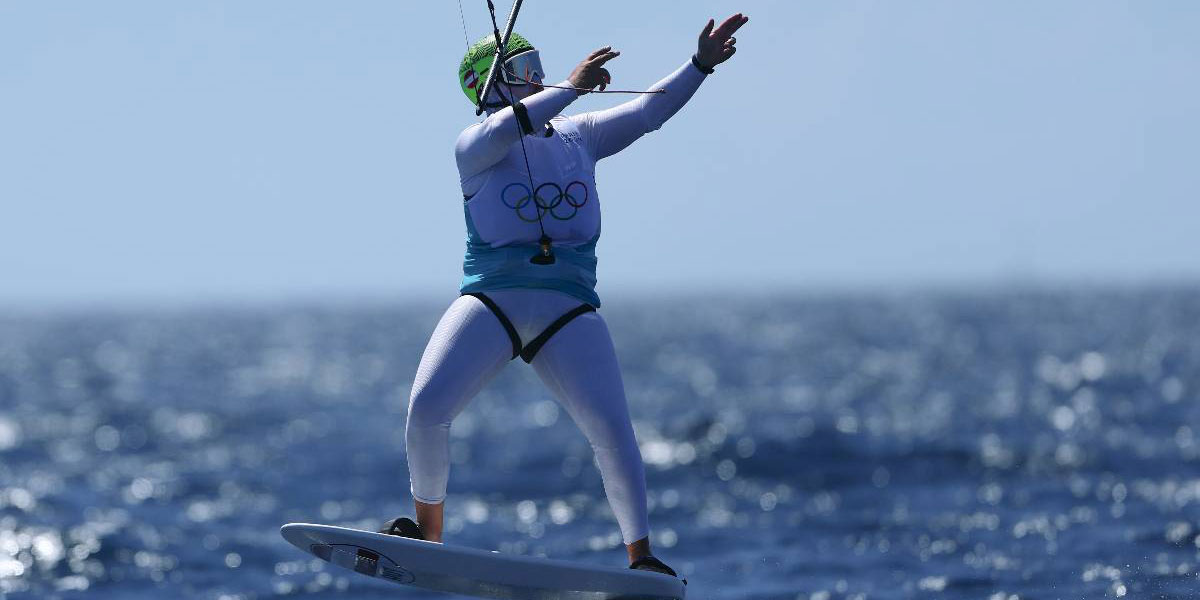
[460,242,601,307]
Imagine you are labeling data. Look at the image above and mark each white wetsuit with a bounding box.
[406,58,707,544]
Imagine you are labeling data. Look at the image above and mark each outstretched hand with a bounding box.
[696,13,749,70]
[568,46,620,96]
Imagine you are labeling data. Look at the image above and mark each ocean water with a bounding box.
[1,288,1198,599]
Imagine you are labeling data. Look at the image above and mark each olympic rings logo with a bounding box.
[501,181,589,222]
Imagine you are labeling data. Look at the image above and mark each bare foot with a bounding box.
[625,536,677,576]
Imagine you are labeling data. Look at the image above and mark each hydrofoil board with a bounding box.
[280,523,685,599]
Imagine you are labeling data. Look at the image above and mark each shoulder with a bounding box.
[561,111,592,127]
[456,122,484,142]
[455,122,487,155]
[554,113,588,135]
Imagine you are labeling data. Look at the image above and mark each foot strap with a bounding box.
[629,555,677,577]
[377,517,425,540]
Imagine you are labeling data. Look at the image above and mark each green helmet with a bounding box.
[458,32,536,105]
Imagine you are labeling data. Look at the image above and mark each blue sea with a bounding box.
[1,288,1198,599]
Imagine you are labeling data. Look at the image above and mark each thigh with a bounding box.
[408,295,512,423]
[530,312,635,448]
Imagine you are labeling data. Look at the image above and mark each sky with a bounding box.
[2,1,1198,307]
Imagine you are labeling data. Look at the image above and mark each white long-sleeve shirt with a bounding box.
[456,58,708,306]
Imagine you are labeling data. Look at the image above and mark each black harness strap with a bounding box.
[512,101,535,136]
[464,293,597,364]
[464,292,521,360]
[519,303,596,363]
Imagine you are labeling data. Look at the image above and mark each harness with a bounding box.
[463,292,596,363]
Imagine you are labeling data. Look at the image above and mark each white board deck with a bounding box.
[280,523,686,600]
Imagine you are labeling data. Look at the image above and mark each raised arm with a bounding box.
[455,85,576,178]
[455,47,623,178]
[571,13,749,161]
[570,60,704,161]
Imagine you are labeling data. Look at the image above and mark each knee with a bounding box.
[407,387,454,430]
[589,417,639,455]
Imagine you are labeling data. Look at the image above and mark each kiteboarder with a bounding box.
[385,12,749,578]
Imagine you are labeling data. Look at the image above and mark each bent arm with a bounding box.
[570,59,708,161]
[455,85,579,178]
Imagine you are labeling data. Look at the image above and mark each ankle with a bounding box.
[416,523,443,543]
[625,536,652,563]
[413,499,445,542]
